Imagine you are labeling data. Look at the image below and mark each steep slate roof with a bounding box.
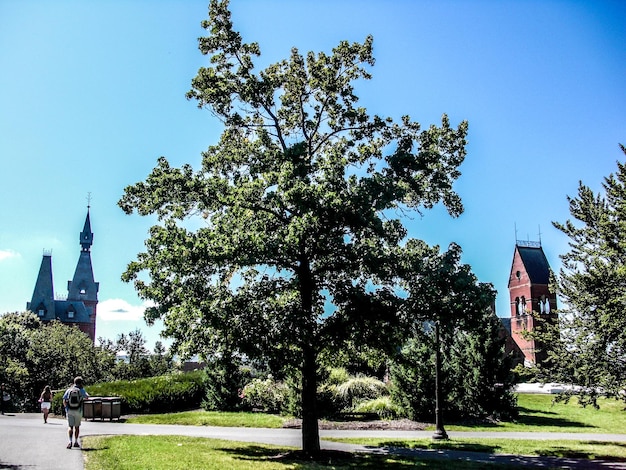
[26,208,98,341]
[53,300,91,323]
[517,245,550,284]
[28,253,56,319]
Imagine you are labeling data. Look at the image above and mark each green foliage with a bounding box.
[353,396,400,420]
[335,375,388,409]
[326,367,350,386]
[240,376,288,413]
[537,145,626,405]
[0,312,115,411]
[77,371,205,415]
[390,337,435,421]
[391,311,517,422]
[389,241,517,422]
[118,0,468,453]
[202,354,251,412]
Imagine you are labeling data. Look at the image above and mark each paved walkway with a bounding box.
[2,413,626,469]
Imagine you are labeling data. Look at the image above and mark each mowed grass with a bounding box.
[124,394,626,434]
[328,394,626,462]
[84,394,626,468]
[82,435,518,470]
[325,437,626,461]
[126,410,286,428]
[447,394,626,433]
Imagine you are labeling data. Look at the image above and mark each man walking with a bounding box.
[62,376,89,449]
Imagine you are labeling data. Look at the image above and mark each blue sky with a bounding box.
[1,1,624,351]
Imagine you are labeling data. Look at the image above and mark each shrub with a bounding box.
[240,376,288,414]
[326,367,350,386]
[335,375,388,409]
[353,396,401,420]
[51,371,205,415]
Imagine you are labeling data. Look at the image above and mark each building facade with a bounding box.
[27,208,99,342]
[506,240,557,366]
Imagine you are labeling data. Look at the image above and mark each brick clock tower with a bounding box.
[507,241,557,366]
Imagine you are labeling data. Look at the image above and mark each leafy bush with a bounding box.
[240,376,288,413]
[326,367,350,386]
[353,396,401,419]
[51,371,205,415]
[335,375,388,409]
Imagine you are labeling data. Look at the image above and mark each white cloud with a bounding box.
[0,249,19,262]
[97,298,154,321]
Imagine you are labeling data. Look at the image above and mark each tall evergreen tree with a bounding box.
[392,242,516,423]
[538,145,626,405]
[118,0,468,454]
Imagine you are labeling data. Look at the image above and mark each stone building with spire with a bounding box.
[27,208,99,342]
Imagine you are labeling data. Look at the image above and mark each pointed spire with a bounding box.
[28,251,55,318]
[80,207,93,252]
[69,205,99,303]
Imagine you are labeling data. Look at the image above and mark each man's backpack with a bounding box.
[68,387,82,409]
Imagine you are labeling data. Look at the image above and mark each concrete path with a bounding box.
[2,413,626,469]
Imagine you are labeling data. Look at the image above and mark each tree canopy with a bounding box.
[0,312,115,409]
[539,144,626,405]
[119,0,468,454]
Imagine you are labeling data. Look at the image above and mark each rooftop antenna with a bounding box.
[86,192,92,210]
[538,225,542,246]
[514,222,518,245]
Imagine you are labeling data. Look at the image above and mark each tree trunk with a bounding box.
[297,254,320,456]
[301,342,320,455]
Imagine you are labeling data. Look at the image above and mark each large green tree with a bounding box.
[0,312,115,410]
[119,0,467,454]
[538,145,626,405]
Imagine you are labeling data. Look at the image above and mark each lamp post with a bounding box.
[432,320,448,440]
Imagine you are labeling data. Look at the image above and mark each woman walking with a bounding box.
[39,385,52,423]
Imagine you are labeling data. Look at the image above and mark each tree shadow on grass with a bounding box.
[532,441,626,461]
[370,440,498,455]
[219,446,414,468]
[451,406,595,429]
[513,407,595,429]
[219,445,521,468]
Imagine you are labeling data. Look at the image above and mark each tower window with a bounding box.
[38,309,45,317]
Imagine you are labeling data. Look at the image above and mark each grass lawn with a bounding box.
[325,437,626,461]
[82,435,519,469]
[126,410,286,428]
[447,394,626,434]
[88,394,626,468]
